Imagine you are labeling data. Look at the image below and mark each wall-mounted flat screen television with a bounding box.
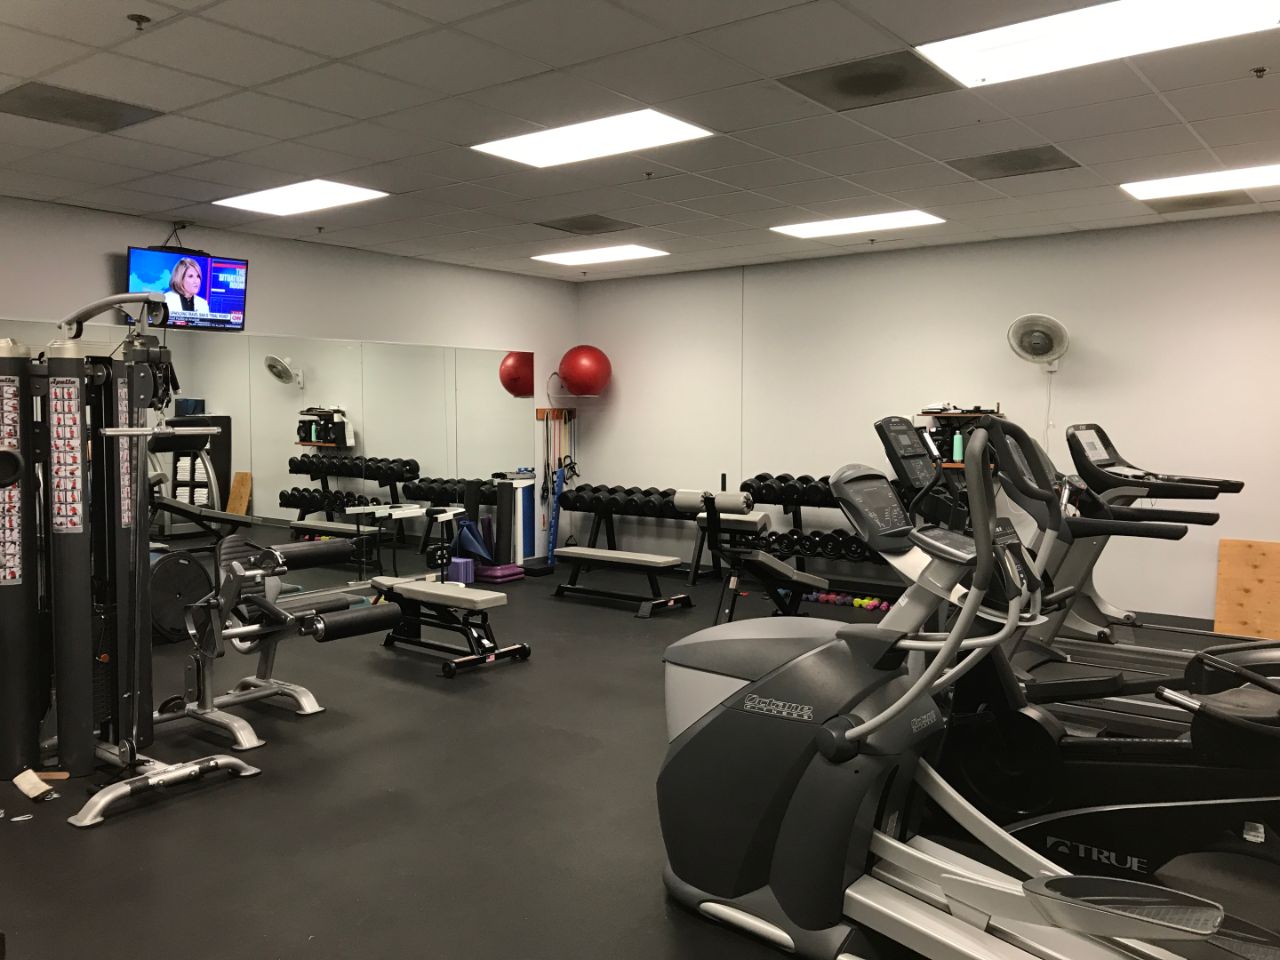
[126,246,248,331]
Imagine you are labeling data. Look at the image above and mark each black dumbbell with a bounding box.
[799,532,821,556]
[639,494,663,517]
[402,459,420,480]
[801,480,828,506]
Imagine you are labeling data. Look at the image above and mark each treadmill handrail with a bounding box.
[1065,517,1188,541]
[1108,505,1219,526]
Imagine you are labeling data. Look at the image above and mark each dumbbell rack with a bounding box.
[285,455,419,524]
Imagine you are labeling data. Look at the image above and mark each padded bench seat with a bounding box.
[740,550,829,590]
[399,580,507,611]
[554,546,692,618]
[291,519,369,535]
[697,510,770,534]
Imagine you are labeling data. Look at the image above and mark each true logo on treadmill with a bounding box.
[742,694,814,721]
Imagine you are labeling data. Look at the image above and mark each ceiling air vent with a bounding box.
[779,51,960,111]
[947,145,1080,180]
[536,214,637,235]
[0,82,161,133]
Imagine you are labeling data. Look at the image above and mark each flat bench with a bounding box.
[374,576,530,678]
[716,549,830,623]
[553,545,693,618]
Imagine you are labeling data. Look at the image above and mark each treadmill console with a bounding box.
[874,416,935,490]
[828,463,912,553]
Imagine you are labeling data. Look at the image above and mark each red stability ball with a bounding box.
[498,351,534,398]
[558,344,612,396]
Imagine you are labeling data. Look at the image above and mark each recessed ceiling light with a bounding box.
[473,109,712,168]
[532,245,669,266]
[917,0,1280,87]
[1120,162,1280,199]
[213,179,388,216]
[771,210,944,239]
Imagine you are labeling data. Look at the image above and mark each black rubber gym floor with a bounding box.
[1,537,899,960]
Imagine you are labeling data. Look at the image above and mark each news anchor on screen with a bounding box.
[164,257,210,315]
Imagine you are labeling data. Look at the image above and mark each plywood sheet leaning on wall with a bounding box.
[227,472,252,516]
[1215,539,1280,640]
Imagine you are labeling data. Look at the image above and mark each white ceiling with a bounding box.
[0,0,1278,281]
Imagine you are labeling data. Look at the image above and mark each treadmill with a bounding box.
[1030,423,1249,656]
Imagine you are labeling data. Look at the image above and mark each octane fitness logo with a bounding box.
[1045,836,1149,874]
[742,694,814,721]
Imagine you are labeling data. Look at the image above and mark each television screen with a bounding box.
[126,247,248,331]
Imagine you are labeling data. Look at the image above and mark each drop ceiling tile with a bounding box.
[64,184,187,213]
[1059,124,1203,165]
[622,173,738,201]
[115,115,276,155]
[598,203,711,225]
[263,65,441,120]
[381,98,538,145]
[1130,30,1280,92]
[0,168,85,198]
[1051,199,1154,223]
[888,180,1002,207]
[295,121,445,162]
[1005,185,1134,212]
[353,29,546,96]
[757,177,868,204]
[0,0,176,46]
[412,180,523,208]
[112,18,324,85]
[1023,95,1182,142]
[691,2,899,77]
[849,91,1007,138]
[486,186,644,220]
[976,61,1150,116]
[157,202,265,227]
[736,114,881,154]
[126,173,233,202]
[380,0,508,22]
[475,167,585,198]
[42,54,235,112]
[969,209,1077,231]
[0,24,90,76]
[322,220,464,246]
[571,39,757,103]
[481,222,572,241]
[637,136,772,171]
[717,205,810,226]
[705,158,825,189]
[201,0,431,57]
[0,113,93,149]
[985,166,1104,196]
[0,142,38,164]
[646,234,723,252]
[1087,150,1223,184]
[290,193,461,227]
[798,139,924,175]
[841,0,1108,45]
[7,152,148,184]
[176,158,293,188]
[409,145,517,180]
[1212,139,1280,166]
[679,191,785,215]
[926,197,1025,220]
[1072,214,1163,231]
[574,156,683,186]
[465,71,639,127]
[642,215,746,236]
[332,156,457,193]
[903,121,1044,161]
[57,134,209,171]
[851,162,967,192]
[801,195,910,217]
[185,92,350,139]
[1193,109,1280,147]
[662,81,825,132]
[459,0,667,67]
[230,140,370,176]
[1165,76,1280,122]
[611,0,808,33]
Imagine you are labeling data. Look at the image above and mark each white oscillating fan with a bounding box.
[264,354,304,390]
[1008,314,1069,372]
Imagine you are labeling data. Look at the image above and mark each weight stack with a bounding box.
[0,339,43,778]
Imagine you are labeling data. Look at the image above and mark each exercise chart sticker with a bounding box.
[117,384,132,528]
[1,375,21,583]
[49,376,85,535]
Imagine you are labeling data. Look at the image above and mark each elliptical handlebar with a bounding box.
[981,415,1062,532]
[965,427,996,592]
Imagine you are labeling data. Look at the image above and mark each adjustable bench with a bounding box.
[374,576,530,678]
[553,545,693,618]
[719,549,829,624]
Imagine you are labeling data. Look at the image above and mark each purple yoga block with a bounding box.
[448,558,474,584]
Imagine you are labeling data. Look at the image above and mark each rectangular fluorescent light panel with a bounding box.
[917,0,1280,87]
[1121,163,1280,199]
[532,245,669,266]
[771,210,944,239]
[473,109,712,168]
[214,179,388,216]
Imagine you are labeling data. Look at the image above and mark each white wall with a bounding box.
[574,213,1280,619]
[0,195,577,551]
[454,347,534,479]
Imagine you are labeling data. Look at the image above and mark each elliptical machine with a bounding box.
[656,424,1280,960]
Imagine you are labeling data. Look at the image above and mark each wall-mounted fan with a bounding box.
[264,354,304,390]
[1008,314,1069,372]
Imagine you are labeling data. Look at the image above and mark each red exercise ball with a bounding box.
[498,351,534,398]
[558,344,612,396]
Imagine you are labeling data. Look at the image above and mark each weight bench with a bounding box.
[720,549,829,624]
[553,545,693,618]
[374,576,530,678]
